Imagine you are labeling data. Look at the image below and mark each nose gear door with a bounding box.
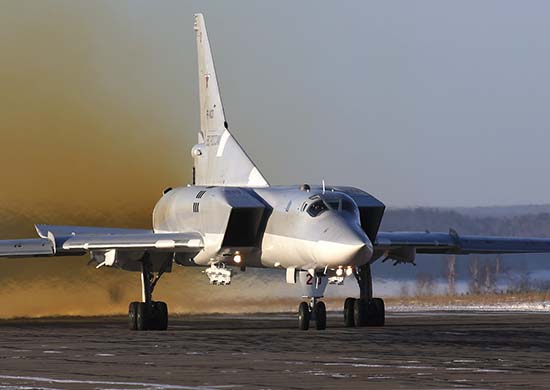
[298,270,328,298]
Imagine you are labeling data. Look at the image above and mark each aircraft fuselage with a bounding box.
[153,185,373,271]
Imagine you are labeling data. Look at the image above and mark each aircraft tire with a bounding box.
[354,299,368,327]
[365,299,378,326]
[372,298,385,326]
[136,302,150,331]
[153,301,168,331]
[344,298,356,327]
[128,301,139,330]
[314,301,327,330]
[298,302,310,330]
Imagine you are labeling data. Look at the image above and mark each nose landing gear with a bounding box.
[294,271,329,330]
[298,298,327,330]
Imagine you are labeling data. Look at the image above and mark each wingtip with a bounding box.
[35,224,46,238]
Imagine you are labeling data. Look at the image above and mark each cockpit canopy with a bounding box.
[303,193,360,221]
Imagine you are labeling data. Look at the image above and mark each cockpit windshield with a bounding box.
[307,200,328,217]
[342,199,356,213]
[326,200,340,210]
[305,195,359,218]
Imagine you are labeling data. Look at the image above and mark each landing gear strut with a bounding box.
[128,253,169,331]
[343,264,385,327]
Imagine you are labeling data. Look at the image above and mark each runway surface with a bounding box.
[1,311,550,389]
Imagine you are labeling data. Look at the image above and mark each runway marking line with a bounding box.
[0,375,240,390]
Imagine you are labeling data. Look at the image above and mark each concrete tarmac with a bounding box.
[1,312,550,389]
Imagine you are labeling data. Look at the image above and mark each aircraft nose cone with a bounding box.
[316,224,373,267]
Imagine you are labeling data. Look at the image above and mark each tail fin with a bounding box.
[192,14,269,187]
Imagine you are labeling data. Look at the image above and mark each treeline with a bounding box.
[381,207,550,237]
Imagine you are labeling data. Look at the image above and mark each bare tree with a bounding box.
[512,271,532,293]
[482,260,496,292]
[416,273,435,296]
[468,256,480,294]
[447,255,456,295]
[400,283,410,297]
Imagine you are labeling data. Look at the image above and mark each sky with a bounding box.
[1,0,550,216]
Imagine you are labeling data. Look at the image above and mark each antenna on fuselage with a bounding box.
[322,179,326,194]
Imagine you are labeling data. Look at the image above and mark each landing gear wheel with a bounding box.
[152,301,168,331]
[136,302,150,331]
[354,298,368,327]
[372,298,385,326]
[344,298,356,327]
[314,301,327,330]
[298,302,311,330]
[128,301,139,330]
[365,299,377,326]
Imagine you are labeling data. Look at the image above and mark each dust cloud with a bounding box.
[0,259,305,319]
[0,2,198,318]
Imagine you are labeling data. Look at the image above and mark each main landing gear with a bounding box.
[128,254,169,331]
[344,263,385,327]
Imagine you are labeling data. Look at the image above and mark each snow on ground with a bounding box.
[388,302,550,312]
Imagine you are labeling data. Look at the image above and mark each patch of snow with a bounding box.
[388,302,550,312]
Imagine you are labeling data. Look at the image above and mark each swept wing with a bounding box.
[0,224,203,259]
[374,229,550,264]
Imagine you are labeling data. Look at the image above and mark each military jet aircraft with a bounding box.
[3,14,550,331]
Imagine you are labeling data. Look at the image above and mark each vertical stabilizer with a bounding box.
[192,14,269,187]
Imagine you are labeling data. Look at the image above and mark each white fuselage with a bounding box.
[152,186,373,271]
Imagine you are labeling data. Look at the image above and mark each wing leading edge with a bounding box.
[0,238,54,257]
[0,224,203,259]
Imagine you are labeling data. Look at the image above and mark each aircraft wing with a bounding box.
[374,229,550,264]
[0,224,203,258]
